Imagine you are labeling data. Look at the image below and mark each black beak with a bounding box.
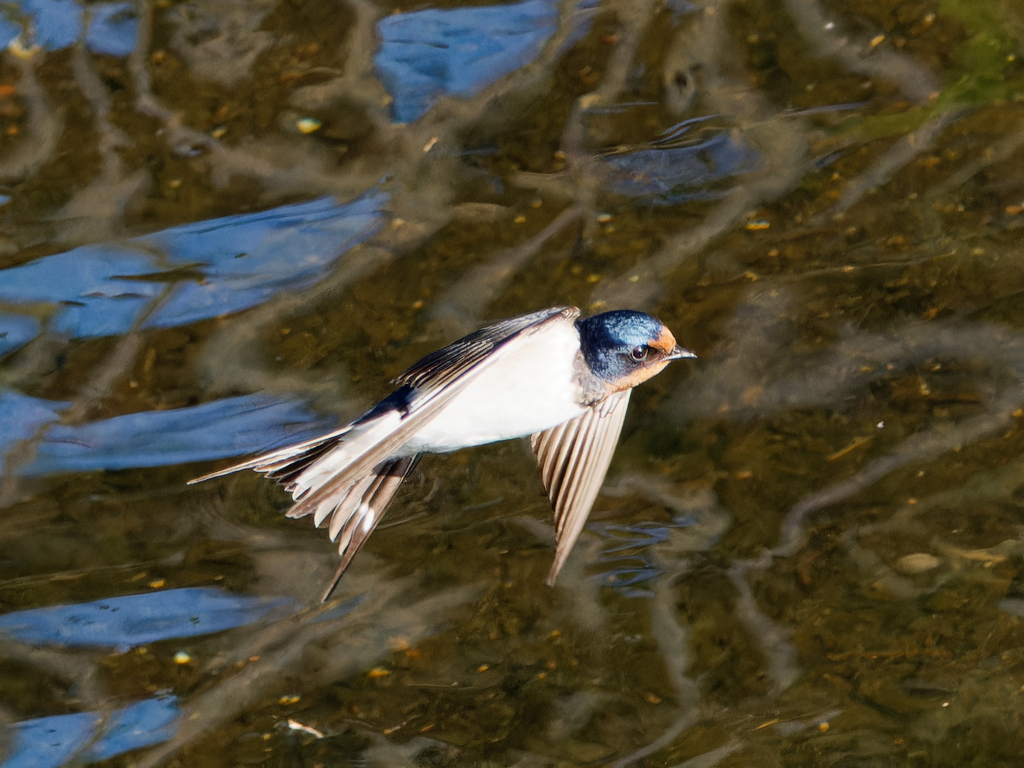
[666,344,697,360]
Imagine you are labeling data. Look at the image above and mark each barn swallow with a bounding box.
[190,306,695,600]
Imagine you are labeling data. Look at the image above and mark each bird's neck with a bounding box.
[572,351,615,406]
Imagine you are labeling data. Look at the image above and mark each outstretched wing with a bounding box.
[531,389,632,585]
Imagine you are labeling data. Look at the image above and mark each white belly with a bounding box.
[402,322,586,454]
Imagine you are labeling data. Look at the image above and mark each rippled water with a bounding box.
[2,0,1024,765]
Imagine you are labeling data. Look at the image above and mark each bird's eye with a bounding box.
[630,345,649,361]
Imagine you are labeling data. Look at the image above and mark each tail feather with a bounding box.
[267,452,421,600]
[318,473,375,530]
[187,425,354,485]
[329,473,379,542]
[269,438,346,493]
[319,456,421,602]
[190,420,422,599]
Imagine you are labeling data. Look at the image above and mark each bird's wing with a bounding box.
[190,305,580,503]
[394,306,580,389]
[531,389,632,585]
[314,455,421,602]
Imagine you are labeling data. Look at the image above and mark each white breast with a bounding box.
[402,321,587,454]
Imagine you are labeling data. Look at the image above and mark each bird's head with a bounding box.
[576,309,696,391]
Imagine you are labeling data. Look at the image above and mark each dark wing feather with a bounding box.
[396,307,579,389]
[531,389,632,585]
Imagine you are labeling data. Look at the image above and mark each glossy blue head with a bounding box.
[576,310,695,389]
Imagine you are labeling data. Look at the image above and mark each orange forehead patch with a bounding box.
[651,326,678,354]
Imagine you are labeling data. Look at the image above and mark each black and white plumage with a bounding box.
[190,306,694,600]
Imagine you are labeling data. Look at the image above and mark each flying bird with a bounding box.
[190,306,695,600]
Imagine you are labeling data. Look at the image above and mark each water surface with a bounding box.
[2,0,1024,765]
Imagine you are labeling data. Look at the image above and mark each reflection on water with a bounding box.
[2,696,178,768]
[34,395,322,473]
[0,192,386,344]
[0,0,138,55]
[2,0,1024,765]
[3,393,330,476]
[0,587,293,650]
[600,127,761,203]
[375,0,583,123]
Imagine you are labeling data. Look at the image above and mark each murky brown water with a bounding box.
[3,0,1024,765]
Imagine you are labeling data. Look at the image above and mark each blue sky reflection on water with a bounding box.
[0,313,39,359]
[601,130,762,204]
[1,697,179,768]
[0,590,288,766]
[0,587,293,650]
[0,0,137,56]
[0,392,332,476]
[375,0,583,123]
[0,191,387,350]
